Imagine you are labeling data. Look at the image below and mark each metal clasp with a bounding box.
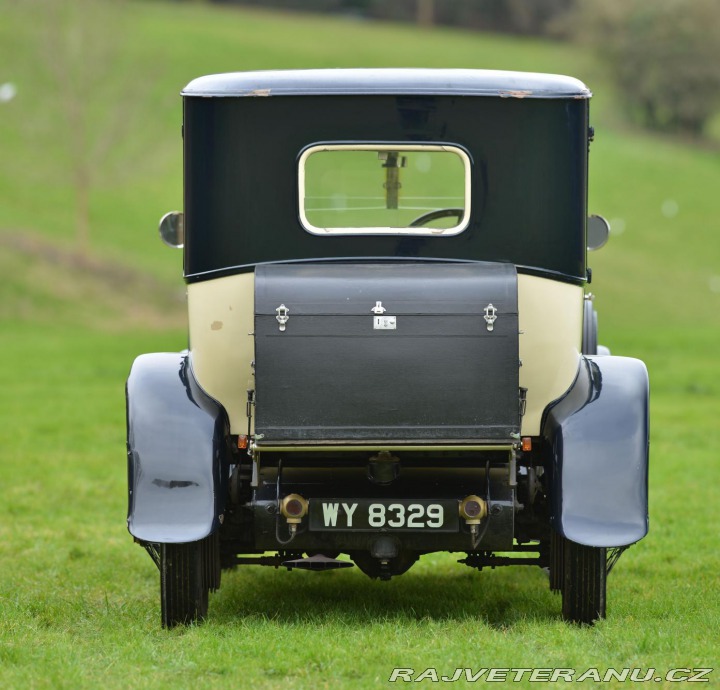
[484,303,498,331]
[275,304,289,331]
[371,301,386,314]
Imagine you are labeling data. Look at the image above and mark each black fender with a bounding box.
[542,355,649,547]
[126,352,230,543]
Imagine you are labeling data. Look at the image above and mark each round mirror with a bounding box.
[587,214,610,251]
[159,211,184,248]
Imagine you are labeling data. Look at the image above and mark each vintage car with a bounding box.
[126,68,649,627]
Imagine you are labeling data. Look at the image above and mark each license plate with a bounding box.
[309,499,459,532]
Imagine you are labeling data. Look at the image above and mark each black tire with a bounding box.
[160,532,220,628]
[548,531,564,593]
[560,535,606,625]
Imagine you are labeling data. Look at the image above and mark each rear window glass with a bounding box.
[299,144,471,236]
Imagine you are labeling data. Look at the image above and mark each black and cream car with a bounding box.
[126,69,649,627]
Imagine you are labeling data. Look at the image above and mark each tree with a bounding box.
[416,0,434,27]
[18,0,146,255]
[568,0,720,136]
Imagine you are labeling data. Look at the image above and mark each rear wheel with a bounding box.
[160,532,220,628]
[548,530,564,592]
[559,535,606,625]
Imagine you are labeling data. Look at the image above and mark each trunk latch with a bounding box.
[484,303,498,331]
[372,301,396,329]
[275,304,290,331]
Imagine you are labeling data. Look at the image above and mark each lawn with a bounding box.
[0,1,718,688]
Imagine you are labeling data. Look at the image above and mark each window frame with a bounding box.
[297,143,472,237]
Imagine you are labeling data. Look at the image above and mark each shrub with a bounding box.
[567,0,720,136]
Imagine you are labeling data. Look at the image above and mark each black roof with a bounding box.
[182,68,591,100]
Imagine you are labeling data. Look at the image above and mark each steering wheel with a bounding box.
[409,208,465,228]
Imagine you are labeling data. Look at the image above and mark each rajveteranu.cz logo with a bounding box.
[388,668,713,683]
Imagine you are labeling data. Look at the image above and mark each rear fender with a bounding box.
[126,352,230,543]
[542,355,649,547]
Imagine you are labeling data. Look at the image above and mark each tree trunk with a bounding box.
[417,0,434,27]
[74,164,91,257]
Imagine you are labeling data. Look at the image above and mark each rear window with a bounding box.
[299,144,471,236]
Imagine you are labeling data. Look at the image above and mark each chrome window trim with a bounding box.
[298,143,472,237]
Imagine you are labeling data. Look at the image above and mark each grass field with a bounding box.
[1,1,719,688]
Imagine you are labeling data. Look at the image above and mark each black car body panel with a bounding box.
[254,261,519,442]
[126,353,230,543]
[543,355,650,547]
[183,91,588,282]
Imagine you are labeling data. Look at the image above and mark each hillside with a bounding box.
[1,0,718,338]
[0,2,718,686]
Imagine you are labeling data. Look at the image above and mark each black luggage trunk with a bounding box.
[254,262,519,443]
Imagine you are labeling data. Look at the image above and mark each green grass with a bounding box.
[0,1,719,688]
[0,321,717,689]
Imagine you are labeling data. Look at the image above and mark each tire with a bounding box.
[560,535,607,625]
[548,531,564,593]
[160,532,220,628]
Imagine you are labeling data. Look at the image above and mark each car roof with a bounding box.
[182,68,591,99]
